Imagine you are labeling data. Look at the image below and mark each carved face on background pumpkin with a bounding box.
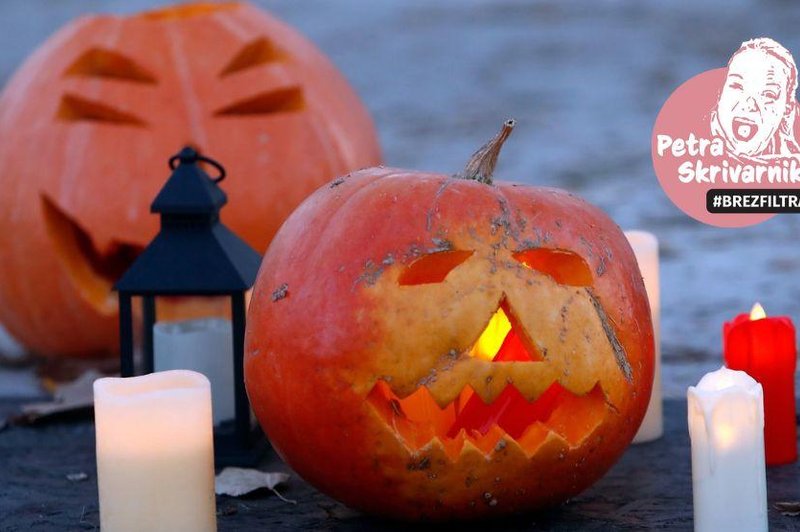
[0,2,380,357]
[245,125,654,520]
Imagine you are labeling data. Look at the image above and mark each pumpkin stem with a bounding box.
[458,119,515,185]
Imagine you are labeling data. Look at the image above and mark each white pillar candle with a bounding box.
[154,318,234,425]
[626,230,662,443]
[688,367,767,532]
[94,370,217,532]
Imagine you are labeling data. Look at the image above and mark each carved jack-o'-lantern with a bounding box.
[245,121,654,519]
[0,2,381,357]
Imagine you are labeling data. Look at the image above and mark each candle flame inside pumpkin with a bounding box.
[470,307,512,361]
[750,302,767,321]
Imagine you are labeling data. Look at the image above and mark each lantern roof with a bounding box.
[115,147,262,295]
[151,146,227,214]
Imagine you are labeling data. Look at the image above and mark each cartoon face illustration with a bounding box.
[715,39,799,158]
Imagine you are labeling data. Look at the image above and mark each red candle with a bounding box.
[723,303,797,465]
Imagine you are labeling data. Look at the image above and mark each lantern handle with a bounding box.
[169,151,227,184]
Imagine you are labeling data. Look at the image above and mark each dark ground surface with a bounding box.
[2,399,800,531]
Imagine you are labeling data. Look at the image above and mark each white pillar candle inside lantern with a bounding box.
[688,367,767,532]
[94,370,217,532]
[625,230,662,443]
[154,318,234,426]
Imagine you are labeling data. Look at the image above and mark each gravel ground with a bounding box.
[2,0,800,398]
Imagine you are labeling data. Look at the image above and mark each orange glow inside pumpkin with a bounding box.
[469,302,542,363]
[57,93,147,127]
[398,249,474,285]
[214,87,306,117]
[220,38,286,77]
[513,247,593,286]
[368,301,607,459]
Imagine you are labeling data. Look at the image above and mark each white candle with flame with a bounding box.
[688,367,767,532]
[154,318,234,425]
[94,370,217,532]
[625,230,662,443]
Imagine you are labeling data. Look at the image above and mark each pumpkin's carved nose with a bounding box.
[469,297,543,363]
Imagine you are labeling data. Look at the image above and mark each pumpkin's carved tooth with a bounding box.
[415,425,570,463]
[515,428,571,460]
[458,438,487,460]
[214,87,305,116]
[515,421,553,456]
[539,382,607,447]
[467,423,506,455]
[428,383,464,410]
[421,435,465,462]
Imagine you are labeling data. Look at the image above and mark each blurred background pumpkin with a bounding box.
[0,1,381,358]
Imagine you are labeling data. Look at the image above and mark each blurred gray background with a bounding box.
[2,0,800,397]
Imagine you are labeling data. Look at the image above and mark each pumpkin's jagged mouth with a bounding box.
[367,299,611,459]
[369,380,608,459]
[41,194,143,313]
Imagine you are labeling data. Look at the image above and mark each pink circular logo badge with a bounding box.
[652,38,800,227]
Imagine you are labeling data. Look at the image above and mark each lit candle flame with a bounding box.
[470,307,511,361]
[749,302,767,321]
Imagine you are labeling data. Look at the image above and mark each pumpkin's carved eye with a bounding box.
[64,48,157,84]
[57,93,147,127]
[512,248,593,286]
[398,249,473,286]
[214,86,305,117]
[220,38,286,77]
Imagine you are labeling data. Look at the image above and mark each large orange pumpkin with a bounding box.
[245,121,654,519]
[0,2,380,357]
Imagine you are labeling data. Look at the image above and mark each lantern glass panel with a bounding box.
[151,294,236,427]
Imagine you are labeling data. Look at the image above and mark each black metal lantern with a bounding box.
[114,146,264,466]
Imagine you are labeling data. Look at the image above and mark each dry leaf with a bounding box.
[775,501,800,517]
[35,356,118,391]
[17,370,103,423]
[215,467,295,503]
